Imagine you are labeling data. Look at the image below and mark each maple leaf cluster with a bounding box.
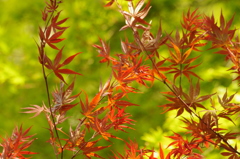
[0,126,37,159]
[1,0,240,159]
[38,0,81,84]
[97,1,240,159]
[24,0,139,158]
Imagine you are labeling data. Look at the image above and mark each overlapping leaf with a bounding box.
[118,0,151,31]
[182,80,215,110]
[51,80,81,114]
[203,11,236,49]
[80,91,104,119]
[90,117,122,141]
[93,38,116,65]
[79,138,110,159]
[108,108,135,132]
[166,132,203,159]
[0,126,37,158]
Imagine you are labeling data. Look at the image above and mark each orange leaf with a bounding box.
[104,0,114,7]
[89,92,102,110]
[159,144,165,159]
[57,69,82,75]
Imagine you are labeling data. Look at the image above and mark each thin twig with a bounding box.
[39,3,64,158]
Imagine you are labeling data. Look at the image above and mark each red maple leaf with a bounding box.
[44,47,82,83]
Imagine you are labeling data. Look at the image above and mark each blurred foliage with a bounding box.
[0,0,240,158]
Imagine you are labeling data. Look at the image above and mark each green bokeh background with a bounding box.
[1,0,240,158]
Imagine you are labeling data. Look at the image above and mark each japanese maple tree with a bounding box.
[1,0,240,159]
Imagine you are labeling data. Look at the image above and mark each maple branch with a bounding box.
[169,83,240,155]
[39,1,64,157]
[165,80,240,155]
[40,50,64,159]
